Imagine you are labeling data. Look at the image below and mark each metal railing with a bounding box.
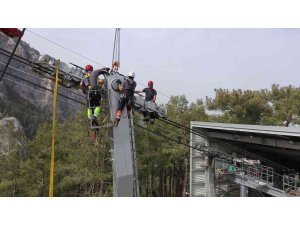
[215,158,300,195]
[235,164,274,186]
[283,175,297,192]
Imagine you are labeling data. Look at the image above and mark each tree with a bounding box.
[135,95,209,196]
[205,85,300,127]
[206,88,272,124]
[0,110,112,197]
[267,84,300,126]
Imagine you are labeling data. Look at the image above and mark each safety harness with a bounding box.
[85,72,91,87]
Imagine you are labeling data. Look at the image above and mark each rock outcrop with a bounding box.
[0,32,83,118]
[0,32,84,137]
[0,117,27,155]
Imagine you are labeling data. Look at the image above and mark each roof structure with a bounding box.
[191,121,300,166]
[191,122,300,138]
[190,122,300,197]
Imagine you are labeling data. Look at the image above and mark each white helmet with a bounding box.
[128,71,135,78]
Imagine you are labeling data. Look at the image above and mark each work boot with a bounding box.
[114,118,120,127]
[89,117,94,128]
[89,116,98,129]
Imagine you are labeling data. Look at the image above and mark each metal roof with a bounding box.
[191,121,300,138]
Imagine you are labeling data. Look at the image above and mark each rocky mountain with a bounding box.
[0,32,84,137]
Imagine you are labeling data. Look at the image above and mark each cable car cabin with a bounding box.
[33,54,84,88]
[0,28,23,38]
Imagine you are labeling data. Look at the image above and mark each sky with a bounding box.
[21,28,300,105]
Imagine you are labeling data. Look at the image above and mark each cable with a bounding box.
[162,117,287,169]
[2,76,84,109]
[0,48,85,97]
[2,29,290,171]
[26,29,107,68]
[4,71,85,106]
[1,44,172,103]
[112,28,121,72]
[2,70,85,107]
[158,117,289,170]
[132,95,289,170]
[0,47,66,77]
[0,28,26,83]
[0,61,85,99]
[0,47,88,96]
[137,119,291,190]
[0,50,85,101]
[154,121,191,144]
[1,33,172,102]
[135,124,203,153]
[134,100,287,169]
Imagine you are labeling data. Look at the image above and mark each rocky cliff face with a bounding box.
[0,117,27,155]
[0,32,40,103]
[0,32,84,137]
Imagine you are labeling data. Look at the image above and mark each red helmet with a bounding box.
[148,80,153,88]
[85,64,93,71]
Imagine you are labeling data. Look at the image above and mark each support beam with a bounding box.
[107,72,136,197]
[240,184,248,197]
[190,124,217,197]
[207,131,300,151]
[235,177,288,197]
[205,166,216,197]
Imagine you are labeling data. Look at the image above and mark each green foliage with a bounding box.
[135,95,208,196]
[1,83,300,197]
[267,84,300,126]
[206,88,272,124]
[206,84,300,126]
[0,110,112,197]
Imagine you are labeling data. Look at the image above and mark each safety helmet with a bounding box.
[97,75,105,85]
[85,64,93,71]
[148,80,153,88]
[128,71,135,78]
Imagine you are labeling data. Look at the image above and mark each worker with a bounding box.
[97,74,106,94]
[80,64,109,127]
[97,75,107,106]
[136,80,157,102]
[114,71,137,127]
[135,80,157,123]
